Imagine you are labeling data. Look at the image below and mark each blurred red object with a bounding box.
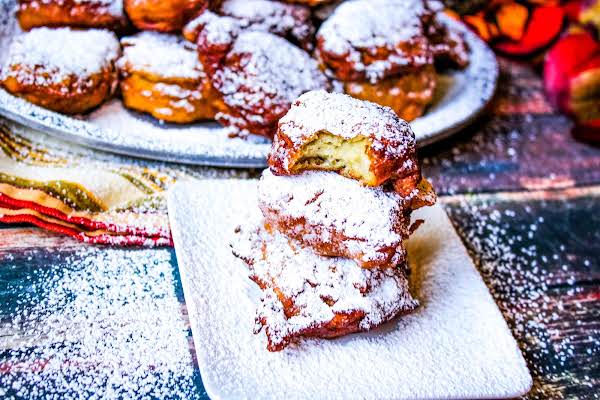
[563,0,584,21]
[461,2,565,56]
[495,6,565,55]
[544,31,600,142]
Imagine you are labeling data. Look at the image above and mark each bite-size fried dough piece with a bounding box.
[194,12,330,137]
[231,222,419,351]
[124,0,208,32]
[344,65,437,122]
[184,0,314,50]
[268,90,421,195]
[0,28,119,114]
[17,0,127,31]
[316,0,436,83]
[117,32,218,123]
[258,169,436,268]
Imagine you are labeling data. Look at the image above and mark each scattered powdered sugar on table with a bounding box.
[118,32,204,80]
[231,221,417,351]
[0,247,202,399]
[168,180,531,400]
[442,195,600,398]
[258,169,411,264]
[0,27,120,85]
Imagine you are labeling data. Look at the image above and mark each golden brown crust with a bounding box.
[253,276,369,352]
[267,91,421,196]
[248,266,369,352]
[263,213,408,269]
[260,196,434,269]
[124,0,208,32]
[218,0,315,51]
[315,0,436,83]
[318,36,432,83]
[426,15,470,69]
[17,0,127,31]
[257,169,436,269]
[116,32,218,123]
[344,65,437,122]
[120,73,218,123]
[231,222,419,352]
[1,64,117,114]
[269,131,422,196]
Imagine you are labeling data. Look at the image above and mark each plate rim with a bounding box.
[0,12,498,168]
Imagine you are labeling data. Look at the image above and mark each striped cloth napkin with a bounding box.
[0,118,248,246]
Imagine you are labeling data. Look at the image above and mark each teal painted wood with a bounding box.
[443,190,600,399]
[0,240,208,400]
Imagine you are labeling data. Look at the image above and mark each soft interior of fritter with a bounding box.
[292,132,375,183]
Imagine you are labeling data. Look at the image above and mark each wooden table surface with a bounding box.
[0,58,598,399]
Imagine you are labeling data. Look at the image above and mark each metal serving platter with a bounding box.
[0,2,498,168]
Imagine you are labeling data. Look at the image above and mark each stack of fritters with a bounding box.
[231,90,436,351]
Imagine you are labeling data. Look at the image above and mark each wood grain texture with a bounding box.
[0,227,83,254]
[422,59,600,196]
[0,243,207,399]
[443,188,600,399]
[0,186,597,398]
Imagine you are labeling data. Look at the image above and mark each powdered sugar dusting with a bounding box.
[0,27,119,85]
[0,8,496,167]
[0,247,202,399]
[23,0,124,17]
[258,169,411,264]
[231,221,418,350]
[317,0,431,82]
[276,90,415,162]
[213,31,329,128]
[118,32,204,80]
[184,10,238,45]
[220,0,313,49]
[441,195,600,398]
[168,180,531,399]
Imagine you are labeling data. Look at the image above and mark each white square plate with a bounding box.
[168,179,532,400]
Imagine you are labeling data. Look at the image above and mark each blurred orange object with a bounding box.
[464,12,495,41]
[580,0,600,30]
[496,2,529,40]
